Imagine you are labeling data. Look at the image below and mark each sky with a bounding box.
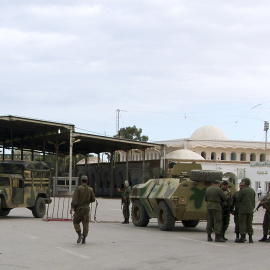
[1,0,270,143]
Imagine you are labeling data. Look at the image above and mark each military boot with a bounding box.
[207,234,213,242]
[215,234,226,242]
[235,233,240,242]
[235,235,245,243]
[249,235,254,243]
[122,218,129,224]
[259,235,268,242]
[82,236,86,244]
[222,234,228,241]
[265,236,270,242]
[77,230,83,243]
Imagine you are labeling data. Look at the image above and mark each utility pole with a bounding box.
[264,121,269,161]
[116,109,127,137]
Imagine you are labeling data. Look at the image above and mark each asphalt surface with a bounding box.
[0,198,268,270]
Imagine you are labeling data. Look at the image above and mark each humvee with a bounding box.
[0,161,51,218]
[130,163,235,231]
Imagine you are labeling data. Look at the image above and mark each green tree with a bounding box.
[116,125,148,142]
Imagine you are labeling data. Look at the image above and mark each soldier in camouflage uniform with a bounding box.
[118,180,131,224]
[205,180,228,242]
[220,180,231,241]
[231,181,244,242]
[70,175,95,244]
[258,183,270,242]
[235,178,256,243]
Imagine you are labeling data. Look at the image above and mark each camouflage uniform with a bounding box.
[220,186,231,239]
[71,181,95,242]
[205,183,228,242]
[259,190,270,242]
[121,180,132,223]
[236,178,256,243]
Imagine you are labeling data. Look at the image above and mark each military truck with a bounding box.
[130,163,236,231]
[0,161,51,218]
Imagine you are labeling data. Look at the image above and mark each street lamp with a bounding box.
[68,138,81,195]
[264,121,269,161]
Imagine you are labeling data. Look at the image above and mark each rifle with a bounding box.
[253,202,262,213]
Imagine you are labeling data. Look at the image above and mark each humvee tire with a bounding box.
[157,201,175,231]
[131,200,149,227]
[182,219,200,227]
[32,197,46,218]
[190,170,223,182]
[0,208,11,216]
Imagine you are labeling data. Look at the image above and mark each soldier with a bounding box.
[235,178,256,243]
[231,181,244,242]
[70,175,95,244]
[258,182,270,242]
[220,180,231,241]
[205,180,228,242]
[117,180,131,224]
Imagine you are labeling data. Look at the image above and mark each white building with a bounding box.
[120,125,270,196]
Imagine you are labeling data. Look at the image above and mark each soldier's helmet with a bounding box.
[81,175,88,182]
[222,180,229,186]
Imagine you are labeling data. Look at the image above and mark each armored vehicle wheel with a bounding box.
[190,170,223,182]
[0,208,11,216]
[131,200,149,227]
[157,201,175,231]
[182,219,200,227]
[32,197,46,218]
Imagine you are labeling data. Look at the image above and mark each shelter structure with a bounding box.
[0,115,163,195]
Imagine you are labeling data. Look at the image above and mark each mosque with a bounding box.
[119,125,270,196]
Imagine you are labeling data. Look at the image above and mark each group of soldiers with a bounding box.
[68,174,270,245]
[205,178,270,243]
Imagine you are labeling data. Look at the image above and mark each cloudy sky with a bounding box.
[1,0,270,142]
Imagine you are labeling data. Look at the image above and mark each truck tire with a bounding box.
[131,200,149,227]
[190,170,223,182]
[157,201,175,231]
[32,197,46,218]
[182,219,200,227]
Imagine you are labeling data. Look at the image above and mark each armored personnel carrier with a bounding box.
[130,163,235,231]
[0,161,51,218]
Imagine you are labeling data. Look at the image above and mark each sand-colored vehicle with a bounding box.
[130,163,235,231]
[0,161,51,218]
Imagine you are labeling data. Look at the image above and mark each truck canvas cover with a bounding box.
[0,161,51,174]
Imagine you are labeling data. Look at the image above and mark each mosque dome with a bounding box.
[166,149,205,160]
[190,126,227,141]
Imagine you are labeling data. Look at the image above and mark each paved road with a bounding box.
[0,198,268,270]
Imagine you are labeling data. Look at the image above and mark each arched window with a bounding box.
[201,152,206,159]
[231,152,236,161]
[240,153,246,161]
[221,152,226,161]
[211,152,216,160]
[250,153,256,161]
[260,154,266,162]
